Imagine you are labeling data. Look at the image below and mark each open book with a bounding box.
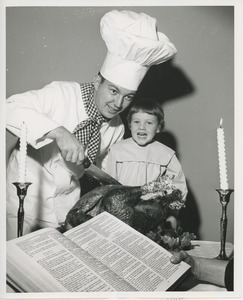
[7,212,191,292]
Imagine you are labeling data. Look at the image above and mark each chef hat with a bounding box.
[100,10,177,91]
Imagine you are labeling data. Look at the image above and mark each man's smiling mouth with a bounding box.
[107,105,121,114]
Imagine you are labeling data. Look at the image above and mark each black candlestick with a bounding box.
[13,182,32,237]
[215,188,234,260]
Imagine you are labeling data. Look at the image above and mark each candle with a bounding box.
[19,122,27,183]
[217,118,229,190]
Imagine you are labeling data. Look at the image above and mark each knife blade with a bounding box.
[83,158,121,185]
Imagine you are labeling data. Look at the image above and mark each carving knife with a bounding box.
[83,158,121,185]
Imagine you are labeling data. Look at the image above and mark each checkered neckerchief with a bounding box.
[73,83,106,163]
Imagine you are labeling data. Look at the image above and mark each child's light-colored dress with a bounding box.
[105,137,188,201]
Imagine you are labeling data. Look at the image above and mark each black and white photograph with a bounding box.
[0,1,242,299]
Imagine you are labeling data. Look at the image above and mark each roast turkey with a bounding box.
[62,175,185,235]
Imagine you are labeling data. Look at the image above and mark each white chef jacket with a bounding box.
[6,81,124,233]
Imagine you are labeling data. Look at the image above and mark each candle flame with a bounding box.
[219,118,223,128]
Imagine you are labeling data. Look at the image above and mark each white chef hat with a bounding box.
[100,10,177,91]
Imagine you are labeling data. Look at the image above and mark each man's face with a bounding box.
[94,76,136,119]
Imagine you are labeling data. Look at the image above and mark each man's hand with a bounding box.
[170,250,229,288]
[46,126,85,165]
[170,251,197,275]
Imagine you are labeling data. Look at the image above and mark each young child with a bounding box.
[105,99,188,228]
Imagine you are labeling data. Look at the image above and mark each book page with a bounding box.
[65,212,191,291]
[7,227,136,292]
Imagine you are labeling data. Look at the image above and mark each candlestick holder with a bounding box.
[13,182,32,237]
[215,188,234,260]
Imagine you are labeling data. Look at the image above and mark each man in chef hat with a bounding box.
[6,10,177,239]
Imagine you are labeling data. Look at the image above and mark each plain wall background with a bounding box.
[6,6,234,243]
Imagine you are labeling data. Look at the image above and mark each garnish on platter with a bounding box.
[146,226,196,252]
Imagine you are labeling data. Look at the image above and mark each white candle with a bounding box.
[217,118,229,190]
[19,122,27,183]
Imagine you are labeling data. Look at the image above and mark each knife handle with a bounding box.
[83,157,91,169]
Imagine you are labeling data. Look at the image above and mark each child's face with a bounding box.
[129,112,160,146]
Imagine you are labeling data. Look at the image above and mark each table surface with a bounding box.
[186,240,234,259]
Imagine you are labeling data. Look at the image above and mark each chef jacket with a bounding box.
[105,137,188,200]
[6,81,124,228]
